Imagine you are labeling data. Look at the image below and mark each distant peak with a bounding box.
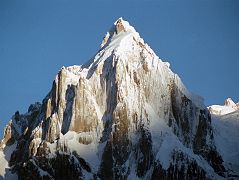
[224,98,236,107]
[208,97,238,115]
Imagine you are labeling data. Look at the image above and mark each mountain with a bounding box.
[208,98,239,115]
[0,18,228,179]
[209,98,239,178]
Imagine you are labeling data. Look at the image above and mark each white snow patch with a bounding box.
[48,131,102,173]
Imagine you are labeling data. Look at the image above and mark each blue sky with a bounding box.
[0,0,239,134]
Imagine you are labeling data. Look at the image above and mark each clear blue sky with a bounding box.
[0,0,239,134]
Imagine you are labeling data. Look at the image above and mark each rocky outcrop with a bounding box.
[0,121,14,148]
[100,32,110,48]
[115,18,126,34]
[224,98,236,107]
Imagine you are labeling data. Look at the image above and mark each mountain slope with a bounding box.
[209,98,239,178]
[0,18,226,179]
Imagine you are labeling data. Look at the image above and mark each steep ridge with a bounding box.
[0,18,226,179]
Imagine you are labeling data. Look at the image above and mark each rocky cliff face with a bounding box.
[0,18,226,179]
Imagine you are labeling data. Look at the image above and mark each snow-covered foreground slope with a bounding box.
[210,99,239,178]
[0,143,17,179]
[0,18,227,179]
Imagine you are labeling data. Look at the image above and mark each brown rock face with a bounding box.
[100,32,110,48]
[0,122,14,148]
[115,19,126,34]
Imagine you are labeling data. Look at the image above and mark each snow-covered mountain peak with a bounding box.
[224,98,236,107]
[84,18,161,77]
[0,18,229,179]
[114,17,136,33]
[99,18,143,50]
[208,98,239,115]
